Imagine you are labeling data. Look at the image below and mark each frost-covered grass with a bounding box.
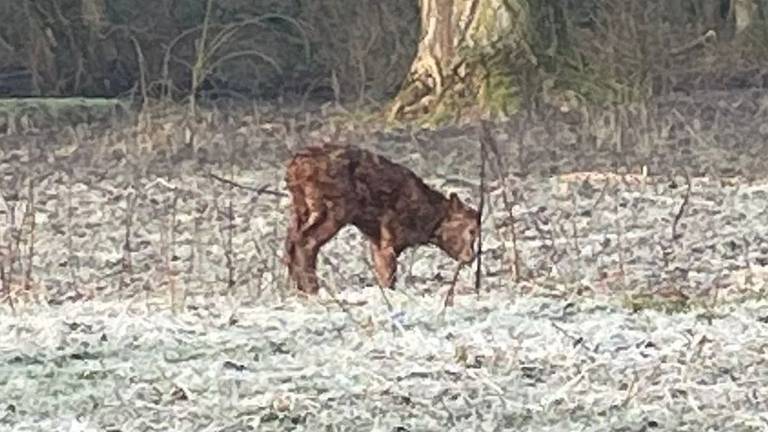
[2,92,768,431]
[2,288,768,431]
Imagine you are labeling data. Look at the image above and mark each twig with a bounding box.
[615,209,628,289]
[1,194,19,313]
[121,188,136,294]
[189,0,214,115]
[569,188,581,253]
[671,169,691,242]
[247,235,266,302]
[550,321,592,351]
[23,178,36,294]
[669,30,717,57]
[621,370,640,408]
[226,198,235,294]
[191,197,208,299]
[377,286,395,312]
[0,263,12,315]
[128,34,149,111]
[442,263,465,310]
[482,122,522,283]
[475,120,488,297]
[206,172,287,197]
[312,268,369,330]
[66,176,79,299]
[168,191,181,313]
[11,202,23,283]
[590,178,610,214]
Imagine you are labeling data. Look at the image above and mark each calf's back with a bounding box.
[285,144,450,244]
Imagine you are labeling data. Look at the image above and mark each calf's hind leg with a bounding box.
[370,241,397,289]
[368,215,403,290]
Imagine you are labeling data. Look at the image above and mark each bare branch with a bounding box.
[206,172,287,197]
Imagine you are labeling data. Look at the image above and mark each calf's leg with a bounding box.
[291,216,343,294]
[285,184,336,293]
[370,242,397,289]
[298,186,326,235]
[368,216,403,290]
[284,184,308,267]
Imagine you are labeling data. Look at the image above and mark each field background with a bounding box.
[1,89,768,430]
[2,0,768,430]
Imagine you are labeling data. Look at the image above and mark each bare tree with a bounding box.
[389,0,539,120]
[390,0,764,120]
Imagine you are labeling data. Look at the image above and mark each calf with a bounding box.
[283,144,479,294]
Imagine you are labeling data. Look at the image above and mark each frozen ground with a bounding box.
[1,91,768,430]
[3,289,768,431]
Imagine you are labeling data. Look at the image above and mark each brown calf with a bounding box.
[283,144,479,294]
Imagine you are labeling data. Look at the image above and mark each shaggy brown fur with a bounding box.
[283,144,479,294]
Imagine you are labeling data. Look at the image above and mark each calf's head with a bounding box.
[433,193,480,263]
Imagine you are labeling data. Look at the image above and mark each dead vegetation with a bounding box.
[1,3,768,430]
[0,86,767,314]
[0,1,765,316]
[2,0,767,122]
[0,0,419,109]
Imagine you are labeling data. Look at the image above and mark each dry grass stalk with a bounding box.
[159,1,303,114]
[613,179,628,291]
[482,122,522,283]
[310,267,373,334]
[0,197,17,313]
[0,263,12,314]
[65,176,79,298]
[226,198,235,294]
[442,263,465,310]
[23,178,36,294]
[207,172,287,198]
[120,188,137,293]
[671,169,692,242]
[475,120,488,297]
[0,176,47,311]
[166,190,182,314]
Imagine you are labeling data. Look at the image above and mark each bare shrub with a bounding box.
[549,0,768,106]
[1,0,419,107]
[299,0,419,104]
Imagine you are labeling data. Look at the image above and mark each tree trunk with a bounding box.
[731,0,757,35]
[389,0,537,121]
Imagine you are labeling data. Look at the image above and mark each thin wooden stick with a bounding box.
[671,169,691,242]
[475,120,489,297]
[443,263,464,309]
[484,120,521,282]
[207,172,287,197]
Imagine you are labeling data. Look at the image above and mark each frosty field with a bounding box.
[3,289,768,432]
[2,91,768,430]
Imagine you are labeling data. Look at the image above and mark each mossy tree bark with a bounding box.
[697,0,758,39]
[389,0,539,121]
